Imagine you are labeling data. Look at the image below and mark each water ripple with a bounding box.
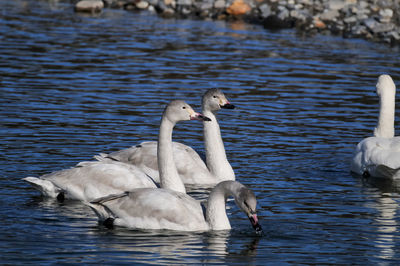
[2,0,400,264]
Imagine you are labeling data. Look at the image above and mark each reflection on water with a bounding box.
[374,196,398,261]
[2,0,400,264]
[361,178,400,263]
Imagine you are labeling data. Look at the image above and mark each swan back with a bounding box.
[374,74,396,138]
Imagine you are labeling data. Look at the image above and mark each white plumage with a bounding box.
[23,100,209,200]
[351,74,400,179]
[96,89,235,185]
[88,181,261,232]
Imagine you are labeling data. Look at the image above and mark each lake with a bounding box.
[1,0,400,264]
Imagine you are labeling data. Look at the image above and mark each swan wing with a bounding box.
[372,165,400,179]
[351,137,400,178]
[90,188,208,231]
[96,141,211,184]
[26,161,156,201]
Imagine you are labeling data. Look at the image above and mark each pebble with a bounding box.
[136,1,150,9]
[75,0,104,12]
[259,4,271,18]
[226,0,251,16]
[214,0,225,9]
[76,0,400,46]
[320,9,339,21]
[379,8,393,23]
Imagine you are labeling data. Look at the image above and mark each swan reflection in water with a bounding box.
[362,177,400,261]
[88,228,260,264]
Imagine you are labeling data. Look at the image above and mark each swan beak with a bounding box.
[189,111,211,122]
[221,103,235,109]
[220,99,235,109]
[249,214,262,233]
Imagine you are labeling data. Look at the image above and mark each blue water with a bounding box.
[2,0,400,264]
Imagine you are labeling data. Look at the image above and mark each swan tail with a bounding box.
[93,153,109,161]
[375,165,400,179]
[87,202,114,221]
[87,192,128,226]
[22,177,61,198]
[91,192,129,204]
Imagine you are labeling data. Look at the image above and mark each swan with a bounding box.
[23,100,210,201]
[88,180,262,233]
[351,74,400,179]
[95,88,235,185]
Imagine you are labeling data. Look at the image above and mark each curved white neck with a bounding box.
[205,181,243,230]
[203,110,235,181]
[374,92,395,138]
[157,118,186,193]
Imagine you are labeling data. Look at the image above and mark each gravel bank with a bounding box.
[74,0,400,46]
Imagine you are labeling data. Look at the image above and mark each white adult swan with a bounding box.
[23,100,210,201]
[96,88,235,185]
[351,74,400,179]
[89,180,262,233]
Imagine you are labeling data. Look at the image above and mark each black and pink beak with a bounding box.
[190,112,211,122]
[249,214,262,234]
[221,101,235,109]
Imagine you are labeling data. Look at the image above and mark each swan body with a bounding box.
[351,74,400,179]
[23,161,156,201]
[89,180,262,232]
[96,141,210,184]
[96,89,235,185]
[23,100,209,200]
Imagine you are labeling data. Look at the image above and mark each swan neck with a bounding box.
[157,117,186,193]
[205,181,241,230]
[374,91,395,138]
[203,110,235,181]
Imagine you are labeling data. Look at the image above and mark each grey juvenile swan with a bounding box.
[23,100,210,201]
[96,89,235,185]
[89,180,262,232]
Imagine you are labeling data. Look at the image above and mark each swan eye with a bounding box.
[182,106,186,109]
[213,95,217,98]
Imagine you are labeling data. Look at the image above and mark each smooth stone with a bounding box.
[320,9,339,21]
[364,18,378,31]
[328,0,347,10]
[214,0,225,9]
[388,31,400,41]
[177,0,192,6]
[136,1,149,9]
[344,16,357,24]
[226,0,251,16]
[259,4,271,18]
[75,0,104,12]
[277,6,289,20]
[290,9,309,22]
[379,8,393,23]
[379,8,393,19]
[200,2,213,10]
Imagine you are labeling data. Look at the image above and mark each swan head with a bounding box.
[376,74,396,98]
[202,88,235,112]
[163,100,211,124]
[236,186,262,233]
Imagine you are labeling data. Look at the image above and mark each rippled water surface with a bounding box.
[2,0,400,264]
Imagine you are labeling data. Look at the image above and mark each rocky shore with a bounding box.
[73,0,400,46]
